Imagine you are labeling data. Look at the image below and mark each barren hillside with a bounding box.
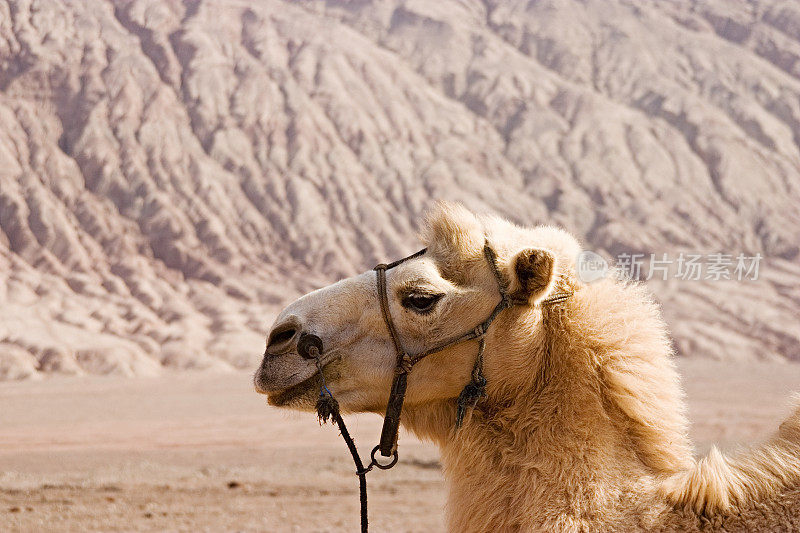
[1,0,799,379]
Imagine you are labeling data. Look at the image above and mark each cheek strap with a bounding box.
[374,242,513,457]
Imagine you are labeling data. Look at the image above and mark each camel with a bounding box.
[254,202,800,531]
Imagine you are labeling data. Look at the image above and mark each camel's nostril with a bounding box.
[267,326,297,350]
[297,333,323,359]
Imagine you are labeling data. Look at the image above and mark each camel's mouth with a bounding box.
[266,372,322,407]
[256,353,343,409]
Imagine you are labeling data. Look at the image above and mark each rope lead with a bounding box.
[315,360,370,533]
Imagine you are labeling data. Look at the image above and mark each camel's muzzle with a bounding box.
[254,322,334,397]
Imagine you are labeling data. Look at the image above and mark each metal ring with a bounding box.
[370,445,399,470]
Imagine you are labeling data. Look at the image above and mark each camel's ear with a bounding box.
[511,248,556,304]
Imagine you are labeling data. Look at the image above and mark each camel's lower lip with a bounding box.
[267,372,322,406]
[256,353,341,405]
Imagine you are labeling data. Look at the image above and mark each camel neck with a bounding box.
[401,287,694,530]
[442,368,615,523]
[408,304,677,531]
[434,361,671,531]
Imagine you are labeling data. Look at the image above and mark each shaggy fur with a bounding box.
[408,204,800,531]
[259,202,800,531]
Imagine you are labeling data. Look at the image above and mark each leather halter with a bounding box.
[313,241,574,532]
[373,241,528,459]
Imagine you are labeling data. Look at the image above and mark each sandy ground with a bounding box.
[2,359,800,532]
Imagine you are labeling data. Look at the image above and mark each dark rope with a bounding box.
[315,354,371,533]
[317,388,370,533]
[456,337,487,428]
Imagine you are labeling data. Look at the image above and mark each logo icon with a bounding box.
[576,250,608,283]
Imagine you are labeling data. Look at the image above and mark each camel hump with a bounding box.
[660,393,800,518]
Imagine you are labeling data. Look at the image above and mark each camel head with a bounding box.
[254,202,582,417]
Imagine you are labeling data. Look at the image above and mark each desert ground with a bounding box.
[0,359,799,532]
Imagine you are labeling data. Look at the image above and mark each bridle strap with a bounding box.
[374,241,550,457]
[316,242,573,532]
[374,248,426,457]
[374,264,406,362]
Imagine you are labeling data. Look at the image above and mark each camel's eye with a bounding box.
[401,292,443,314]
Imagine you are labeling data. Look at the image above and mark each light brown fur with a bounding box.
[256,202,800,531]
